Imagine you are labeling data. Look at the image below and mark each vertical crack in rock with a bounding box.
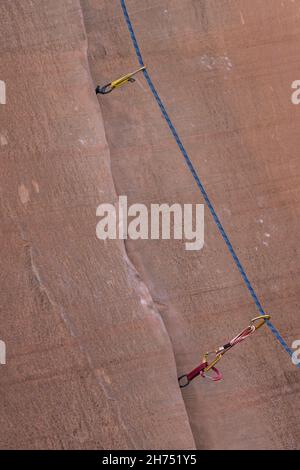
[77,1,195,446]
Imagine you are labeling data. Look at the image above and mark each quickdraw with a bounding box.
[96,66,146,95]
[178,314,270,388]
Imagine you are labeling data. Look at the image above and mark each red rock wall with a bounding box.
[0,0,194,449]
[83,0,300,449]
[1,0,300,450]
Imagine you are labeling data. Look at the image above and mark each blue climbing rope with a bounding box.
[120,0,298,365]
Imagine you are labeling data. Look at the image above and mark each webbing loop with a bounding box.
[180,315,270,387]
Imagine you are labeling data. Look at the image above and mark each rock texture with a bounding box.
[1,0,300,450]
[83,0,300,449]
[0,0,194,449]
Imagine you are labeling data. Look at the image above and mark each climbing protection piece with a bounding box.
[96,66,146,95]
[178,314,270,388]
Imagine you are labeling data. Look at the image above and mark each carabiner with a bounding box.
[203,351,223,373]
[250,314,270,331]
[96,84,113,95]
[95,66,146,95]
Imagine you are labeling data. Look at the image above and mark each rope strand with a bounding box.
[120,0,299,366]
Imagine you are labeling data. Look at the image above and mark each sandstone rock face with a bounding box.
[0,0,194,449]
[1,0,300,450]
[82,0,300,450]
